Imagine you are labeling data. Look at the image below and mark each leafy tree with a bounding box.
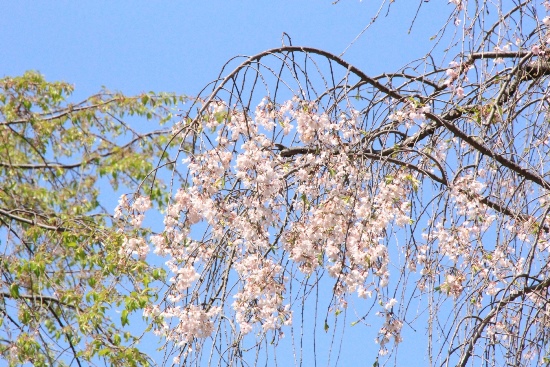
[0,71,184,366]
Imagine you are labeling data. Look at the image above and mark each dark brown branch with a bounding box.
[468,51,531,60]
[426,112,550,191]
[498,59,550,107]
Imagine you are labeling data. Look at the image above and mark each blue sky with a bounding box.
[1,1,449,99]
[1,1,454,366]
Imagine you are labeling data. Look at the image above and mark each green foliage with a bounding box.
[0,71,185,366]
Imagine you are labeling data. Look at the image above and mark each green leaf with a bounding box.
[10,283,19,298]
[141,94,149,105]
[21,309,31,324]
[121,309,129,327]
[98,348,111,357]
[301,193,308,207]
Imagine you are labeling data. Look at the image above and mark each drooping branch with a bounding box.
[456,276,550,367]
[152,6,550,365]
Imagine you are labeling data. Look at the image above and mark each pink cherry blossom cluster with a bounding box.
[130,78,550,364]
[284,169,412,299]
[142,97,416,355]
[160,304,221,355]
[114,194,152,259]
[127,86,550,363]
[114,194,152,227]
[375,305,403,356]
[419,170,545,327]
[423,175,496,294]
[232,255,291,334]
[119,237,149,260]
[444,60,470,98]
[449,0,463,10]
[388,101,431,126]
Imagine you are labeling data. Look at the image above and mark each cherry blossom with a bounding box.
[127,3,550,365]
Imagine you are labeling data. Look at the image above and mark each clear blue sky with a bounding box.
[1,1,452,366]
[1,1,449,99]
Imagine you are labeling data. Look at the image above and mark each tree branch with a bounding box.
[0,292,84,312]
[0,128,171,170]
[456,276,550,367]
[0,208,66,232]
[425,112,550,191]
